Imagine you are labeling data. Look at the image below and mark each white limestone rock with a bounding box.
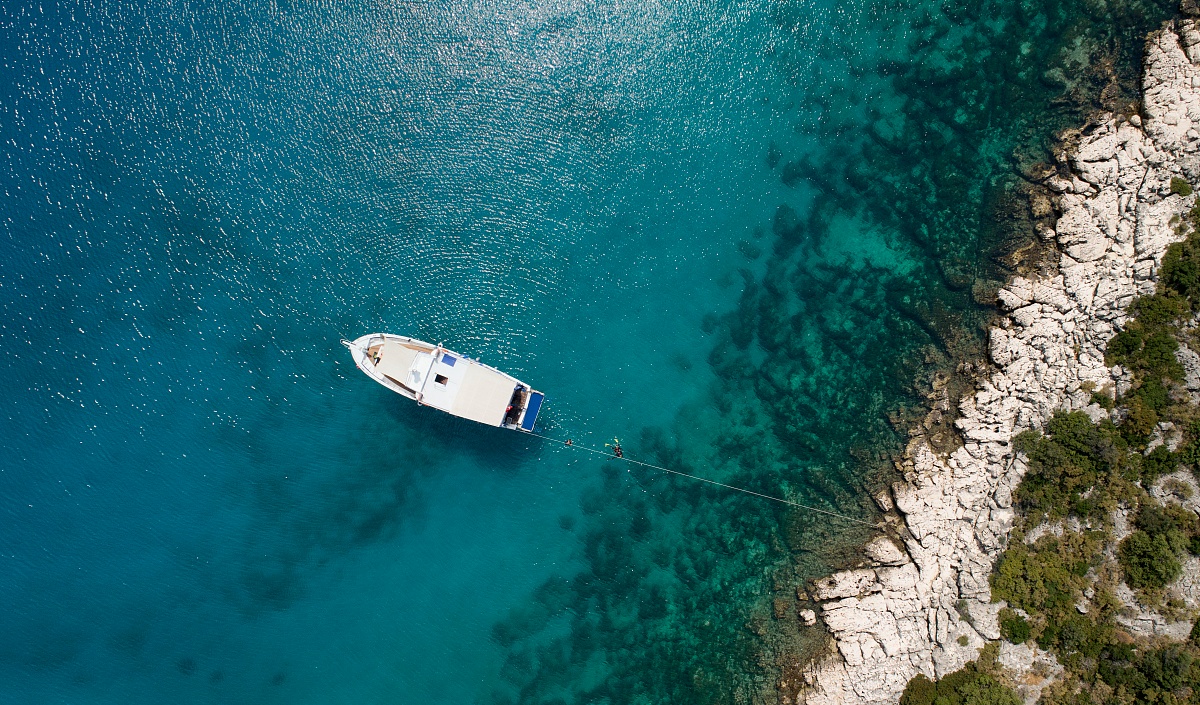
[1145,24,1200,154]
[1178,343,1200,401]
[865,536,909,566]
[1081,402,1110,423]
[813,569,879,601]
[1113,575,1195,640]
[996,642,1064,705]
[1151,469,1200,510]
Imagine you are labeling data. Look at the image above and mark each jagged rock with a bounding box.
[864,536,908,566]
[1177,344,1200,402]
[1151,469,1200,509]
[797,21,1200,705]
[876,564,919,591]
[1146,421,1181,452]
[1113,575,1196,639]
[996,642,1064,705]
[800,609,818,626]
[1081,402,1109,423]
[813,569,879,601]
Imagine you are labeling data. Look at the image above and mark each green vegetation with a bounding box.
[998,608,1031,644]
[1089,643,1200,702]
[1103,223,1200,453]
[1171,176,1194,198]
[1009,411,1138,526]
[1163,206,1200,308]
[1118,529,1181,589]
[1022,227,1200,699]
[899,646,1021,705]
[1104,295,1186,397]
[902,226,1200,703]
[982,401,1200,702]
[1119,503,1200,591]
[1090,389,1116,410]
[1102,221,1200,449]
[991,525,1112,658]
[901,673,936,705]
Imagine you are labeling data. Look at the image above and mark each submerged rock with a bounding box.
[798,20,1200,705]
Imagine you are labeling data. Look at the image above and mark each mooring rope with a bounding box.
[525,431,878,528]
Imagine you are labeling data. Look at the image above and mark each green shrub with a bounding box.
[1162,233,1200,310]
[1106,321,1183,383]
[900,673,936,705]
[1179,421,1200,467]
[1089,390,1115,410]
[991,532,1103,624]
[992,542,1071,614]
[1140,644,1193,691]
[1131,293,1190,328]
[1134,503,1198,542]
[1012,414,1127,521]
[999,609,1031,644]
[900,653,1021,705]
[1171,176,1194,197]
[1053,613,1113,662]
[1123,397,1159,442]
[1140,444,1177,485]
[1104,289,1187,435]
[1107,326,1145,365]
[1119,530,1182,589]
[1094,641,1200,704]
[1139,332,1184,382]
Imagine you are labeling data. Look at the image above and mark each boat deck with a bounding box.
[373,340,421,391]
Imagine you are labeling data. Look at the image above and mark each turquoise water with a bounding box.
[0,0,1176,703]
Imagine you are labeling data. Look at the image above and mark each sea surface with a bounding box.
[0,0,1178,703]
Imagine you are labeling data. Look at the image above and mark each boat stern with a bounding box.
[517,390,544,432]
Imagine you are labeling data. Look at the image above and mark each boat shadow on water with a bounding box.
[224,357,545,618]
[375,389,539,478]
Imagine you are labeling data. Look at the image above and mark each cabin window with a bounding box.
[434,374,449,385]
[442,355,456,367]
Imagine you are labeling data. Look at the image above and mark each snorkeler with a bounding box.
[565,439,573,446]
[605,438,623,458]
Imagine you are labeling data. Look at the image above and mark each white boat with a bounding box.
[341,334,545,432]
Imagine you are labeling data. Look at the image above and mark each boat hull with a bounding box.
[343,334,544,432]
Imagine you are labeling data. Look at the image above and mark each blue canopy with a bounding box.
[520,392,544,431]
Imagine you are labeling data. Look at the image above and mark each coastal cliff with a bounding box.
[795,19,1200,704]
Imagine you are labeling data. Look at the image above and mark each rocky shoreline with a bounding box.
[794,18,1200,705]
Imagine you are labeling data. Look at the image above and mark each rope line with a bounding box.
[526,431,878,528]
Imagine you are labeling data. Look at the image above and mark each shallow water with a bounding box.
[0,0,1176,703]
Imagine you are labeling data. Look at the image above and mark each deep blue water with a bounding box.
[0,0,1177,703]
